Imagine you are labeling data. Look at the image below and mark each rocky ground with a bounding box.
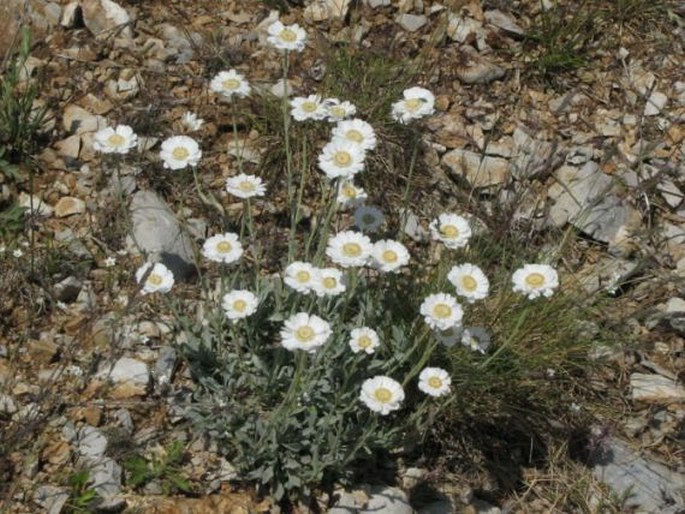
[0,0,684,512]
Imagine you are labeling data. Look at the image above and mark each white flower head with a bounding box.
[336,180,368,209]
[160,135,202,170]
[429,213,472,249]
[202,233,243,264]
[372,239,410,273]
[461,327,491,353]
[360,376,405,415]
[349,327,380,354]
[434,325,462,348]
[420,293,464,331]
[93,125,138,154]
[225,173,267,199]
[512,264,559,299]
[280,312,332,353]
[331,119,377,152]
[12,249,23,258]
[318,139,366,180]
[447,263,489,303]
[391,86,435,123]
[312,267,347,297]
[354,205,385,233]
[182,111,204,131]
[284,261,318,294]
[324,98,357,122]
[135,262,174,295]
[222,289,259,321]
[418,367,451,397]
[210,70,251,99]
[103,257,116,268]
[267,20,307,52]
[326,231,373,268]
[291,95,328,121]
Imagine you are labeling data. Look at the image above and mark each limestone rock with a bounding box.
[54,196,86,217]
[455,48,505,85]
[396,14,428,32]
[33,485,69,514]
[18,192,53,216]
[442,149,510,188]
[81,0,132,38]
[99,357,150,385]
[630,373,685,403]
[62,104,104,135]
[362,485,414,514]
[484,9,524,36]
[644,91,667,116]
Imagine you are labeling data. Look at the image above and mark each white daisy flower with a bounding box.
[331,118,377,152]
[93,125,138,154]
[429,213,472,249]
[447,263,489,303]
[420,293,464,331]
[372,240,410,273]
[135,262,175,295]
[267,21,307,52]
[290,95,328,122]
[160,135,202,170]
[182,111,204,131]
[202,233,243,264]
[326,231,373,268]
[418,367,451,397]
[280,312,332,353]
[354,205,384,233]
[222,289,259,321]
[349,327,380,354]
[461,327,491,353]
[225,173,267,199]
[210,69,251,99]
[12,249,23,258]
[360,376,405,415]
[512,264,559,299]
[391,86,435,124]
[312,267,346,297]
[434,326,462,348]
[336,180,367,209]
[318,139,366,180]
[284,261,318,294]
[324,98,357,121]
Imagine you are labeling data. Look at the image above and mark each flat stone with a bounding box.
[630,373,685,403]
[54,135,81,159]
[34,485,69,514]
[644,91,667,116]
[547,162,612,227]
[396,13,428,32]
[18,192,53,216]
[446,13,484,43]
[81,0,132,38]
[54,196,86,217]
[484,9,524,36]
[361,485,413,514]
[89,456,123,498]
[666,297,685,313]
[77,425,108,460]
[62,104,104,135]
[455,50,505,84]
[510,126,556,179]
[442,148,510,188]
[99,357,150,385]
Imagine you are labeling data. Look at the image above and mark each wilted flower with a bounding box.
[447,263,489,303]
[135,262,174,295]
[326,230,373,268]
[349,327,380,354]
[420,293,463,331]
[336,180,368,209]
[222,289,259,321]
[418,367,451,397]
[429,213,471,249]
[360,376,405,415]
[391,86,435,123]
[512,264,559,299]
[354,205,384,233]
[210,70,251,99]
[331,118,377,152]
[280,312,331,353]
[93,125,138,154]
[371,240,410,273]
[182,111,204,131]
[267,20,307,52]
[225,173,267,199]
[284,261,318,294]
[461,327,491,353]
[202,233,243,264]
[312,267,346,297]
[324,98,357,121]
[434,326,462,348]
[318,139,366,179]
[160,135,202,170]
[290,94,328,121]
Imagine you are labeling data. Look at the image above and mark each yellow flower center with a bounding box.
[295,326,315,343]
[279,28,297,42]
[342,185,357,198]
[334,151,352,167]
[362,213,377,225]
[302,101,318,112]
[374,387,392,403]
[172,146,190,160]
[433,303,452,319]
[222,78,240,91]
[233,299,247,312]
[462,275,478,291]
[322,277,337,289]
[440,224,459,238]
[147,273,162,286]
[296,270,311,283]
[216,241,232,253]
[346,129,363,143]
[382,250,398,263]
[107,134,125,147]
[525,272,546,287]
[238,180,255,192]
[428,377,443,389]
[342,242,362,257]
[330,106,346,118]
[358,335,372,348]
[405,98,424,111]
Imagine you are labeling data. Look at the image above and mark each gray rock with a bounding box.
[114,408,134,434]
[455,48,505,85]
[127,190,197,281]
[89,457,123,498]
[644,91,667,116]
[0,394,17,414]
[574,194,639,246]
[362,485,414,514]
[99,357,150,385]
[547,162,611,226]
[78,425,108,460]
[630,373,685,403]
[81,0,132,39]
[442,149,510,188]
[155,346,177,387]
[397,14,427,32]
[484,10,524,36]
[593,439,685,513]
[54,228,93,259]
[400,209,429,242]
[510,126,558,180]
[34,485,69,514]
[54,276,82,303]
